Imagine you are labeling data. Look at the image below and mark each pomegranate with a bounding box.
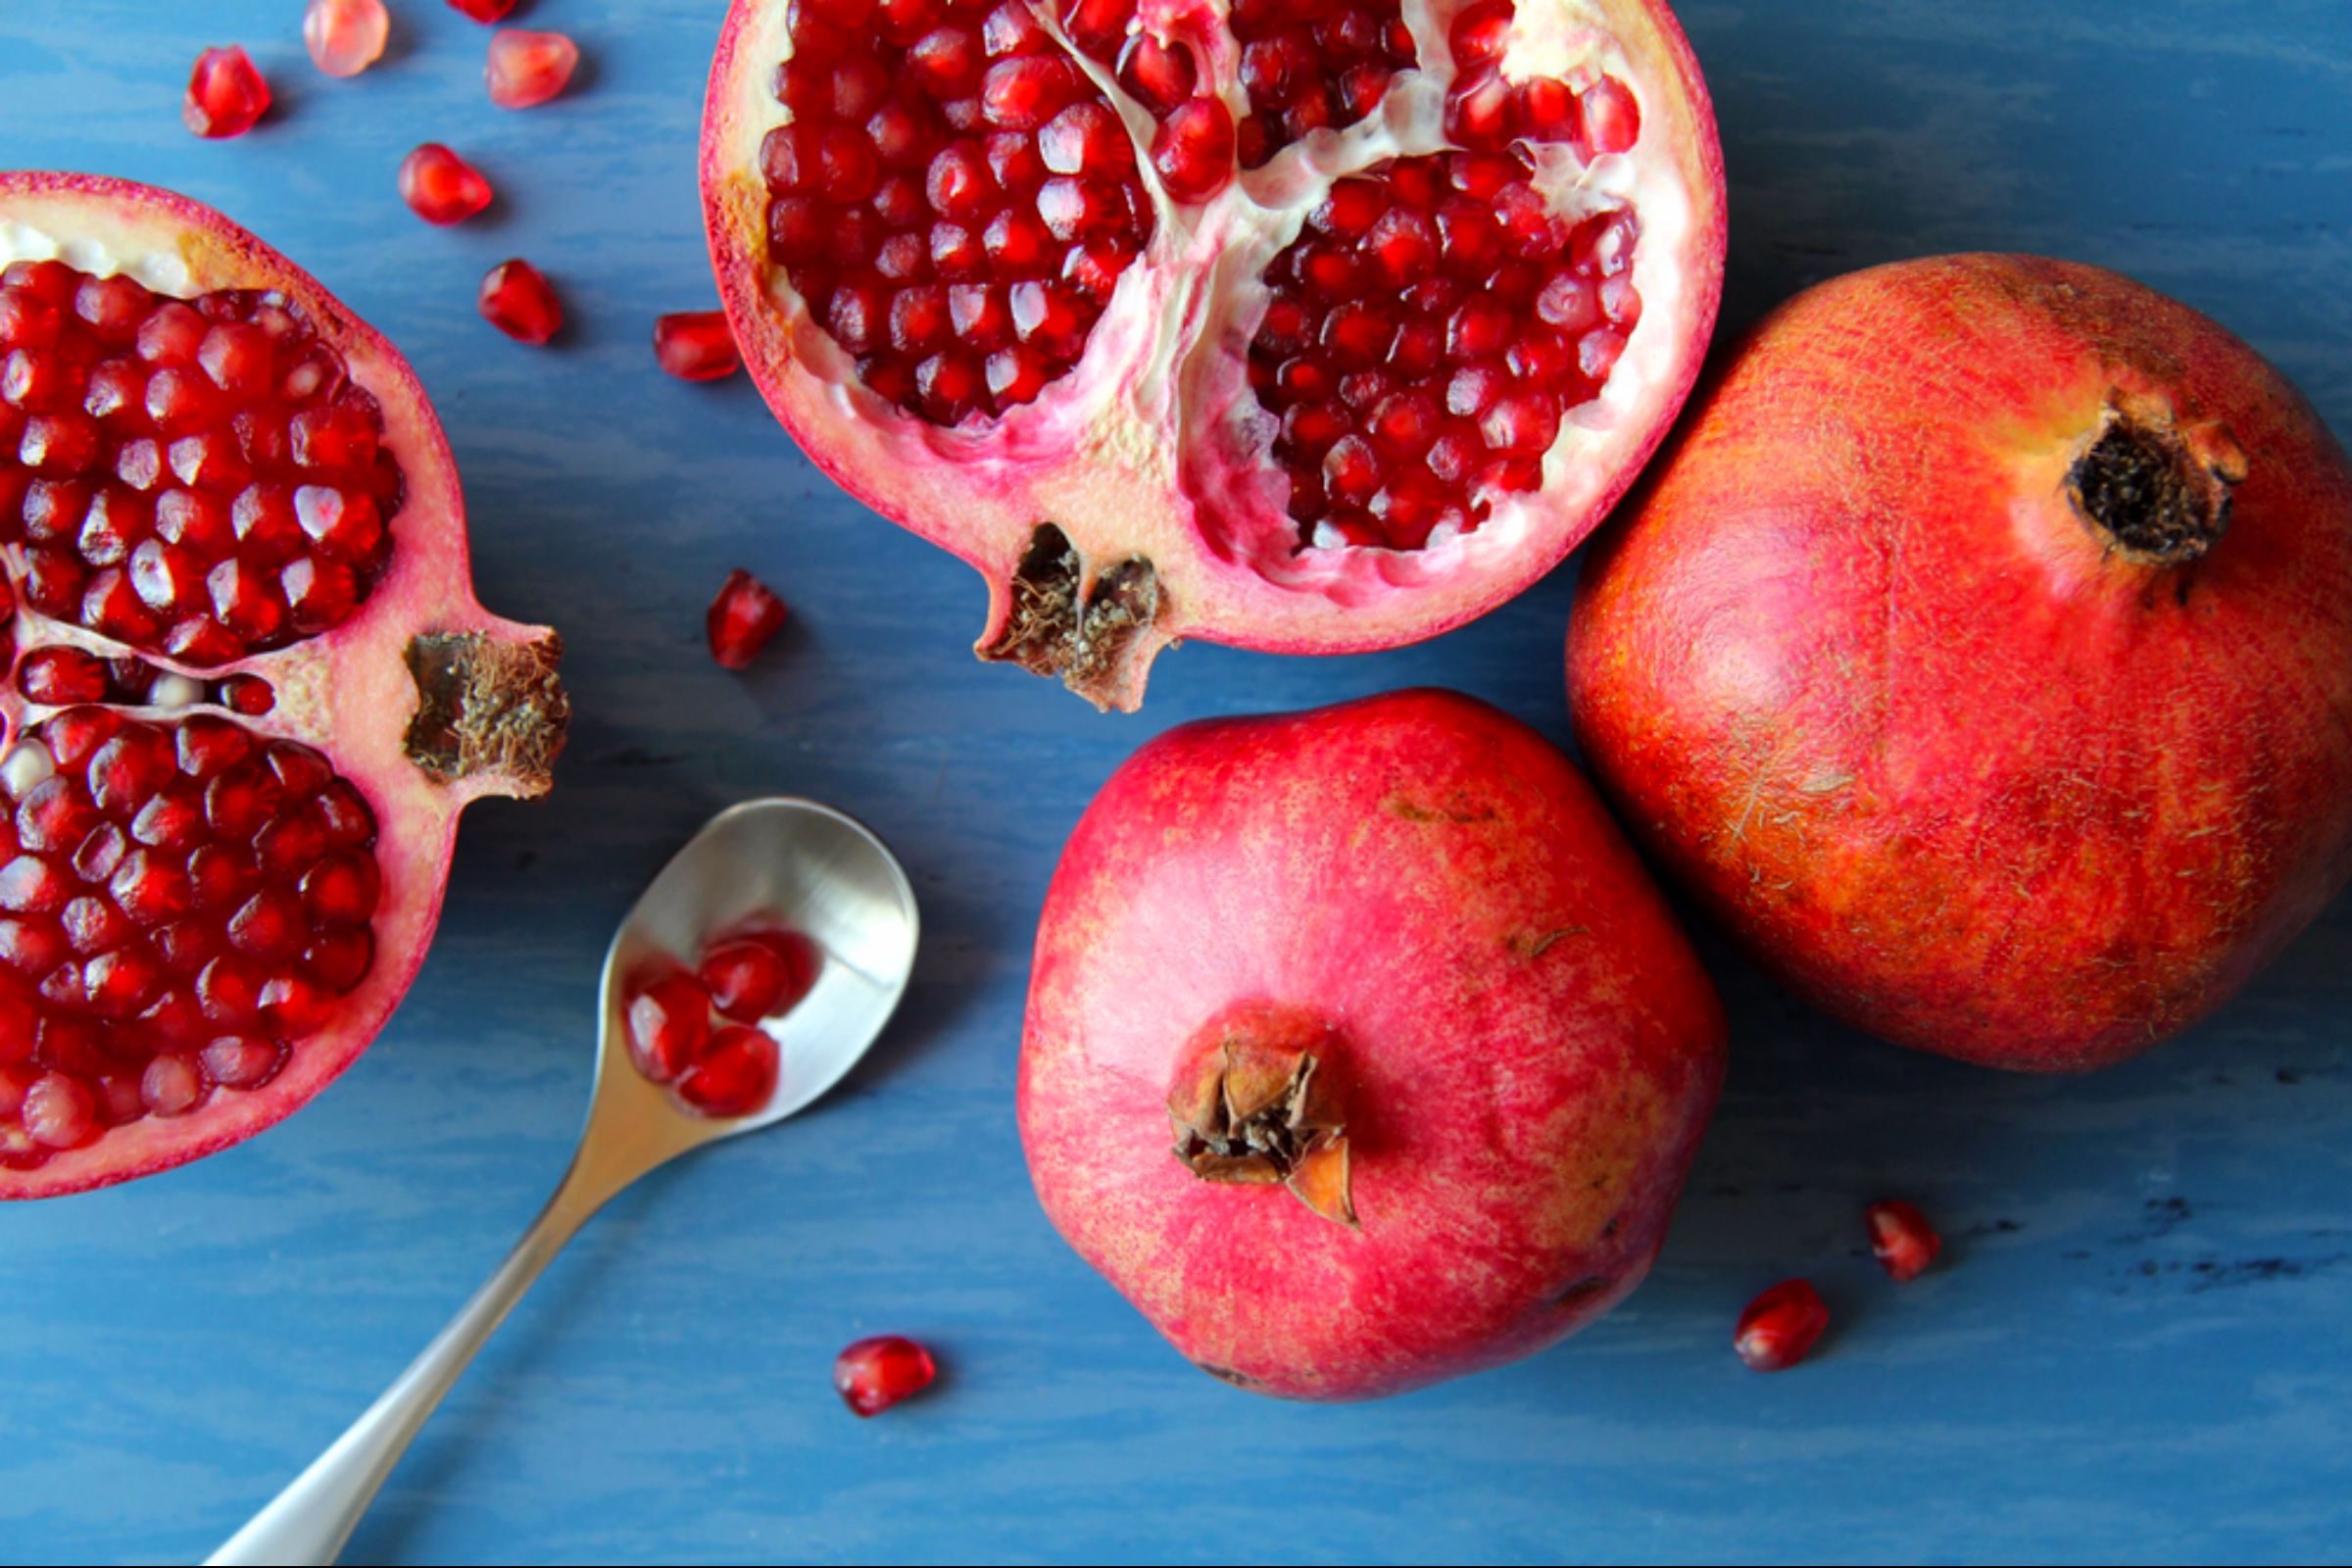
[0,173,566,1197]
[1733,1279,1827,1373]
[1019,690,1725,1398]
[833,1334,938,1415]
[703,0,1726,709]
[1569,255,2352,1073]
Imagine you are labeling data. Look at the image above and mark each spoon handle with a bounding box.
[204,1162,615,1567]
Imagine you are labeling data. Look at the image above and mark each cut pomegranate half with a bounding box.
[0,173,566,1197]
[703,0,1725,708]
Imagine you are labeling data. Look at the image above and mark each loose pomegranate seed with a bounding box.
[1865,1200,1943,1283]
[1734,1280,1830,1373]
[478,260,564,345]
[305,0,390,78]
[624,970,711,1084]
[654,312,742,382]
[448,0,517,20]
[487,29,580,109]
[707,568,788,670]
[677,1024,779,1116]
[399,145,496,226]
[833,1335,937,1417]
[698,930,818,1022]
[184,47,271,139]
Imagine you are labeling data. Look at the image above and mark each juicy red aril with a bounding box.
[0,262,399,663]
[654,312,742,382]
[707,568,788,669]
[1734,1280,1830,1373]
[447,0,517,20]
[624,969,711,1084]
[486,29,580,109]
[833,1334,937,1417]
[698,929,818,1022]
[399,145,496,226]
[1228,0,1415,169]
[762,0,1158,424]
[478,261,564,345]
[305,0,390,78]
[184,47,271,139]
[1865,1200,1943,1283]
[1250,152,1638,552]
[1152,99,1237,204]
[677,1024,779,1116]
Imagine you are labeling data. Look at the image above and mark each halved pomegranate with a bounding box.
[703,0,1724,708]
[0,173,566,1197]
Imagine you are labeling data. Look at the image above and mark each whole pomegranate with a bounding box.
[0,173,566,1195]
[1569,255,2352,1073]
[1019,690,1726,1398]
[703,0,1727,708]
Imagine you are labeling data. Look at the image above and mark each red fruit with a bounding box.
[479,260,564,345]
[184,47,271,139]
[1866,1200,1942,1283]
[448,0,518,21]
[305,0,391,78]
[487,29,580,109]
[624,970,712,1084]
[706,568,787,669]
[399,145,496,226]
[697,928,817,1021]
[677,1023,779,1116]
[0,174,568,1198]
[1570,256,2352,1072]
[1018,690,1726,1398]
[833,1334,937,1416]
[654,311,743,382]
[701,0,1725,709]
[1734,1280,1829,1373]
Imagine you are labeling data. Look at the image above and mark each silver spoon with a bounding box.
[206,798,921,1567]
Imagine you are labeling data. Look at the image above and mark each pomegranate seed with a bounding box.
[1734,1280,1830,1373]
[486,29,579,110]
[1580,76,1642,155]
[399,145,496,225]
[833,1335,937,1416]
[140,1054,204,1117]
[625,970,711,1084]
[707,568,788,670]
[22,1071,97,1148]
[1152,98,1238,204]
[184,47,271,139]
[698,930,817,1022]
[447,0,518,21]
[479,260,564,345]
[1865,1200,1943,1283]
[654,312,741,382]
[677,1024,779,1116]
[201,1036,282,1090]
[305,0,390,78]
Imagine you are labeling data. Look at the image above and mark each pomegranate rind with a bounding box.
[702,0,1726,710]
[1018,690,1726,1398]
[0,172,565,1197]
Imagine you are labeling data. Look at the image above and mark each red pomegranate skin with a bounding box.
[1018,690,1726,1400]
[1569,255,2352,1072]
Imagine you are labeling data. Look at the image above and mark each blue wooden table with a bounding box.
[8,2,2350,1562]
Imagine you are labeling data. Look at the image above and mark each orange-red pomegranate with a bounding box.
[0,173,566,1196]
[1570,255,2352,1073]
[1019,690,1726,1398]
[703,0,1725,708]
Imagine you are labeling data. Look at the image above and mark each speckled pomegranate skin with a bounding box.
[1018,689,1725,1400]
[1569,255,2352,1072]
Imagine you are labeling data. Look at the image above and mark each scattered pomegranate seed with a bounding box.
[698,930,817,1022]
[478,260,564,344]
[447,0,518,20]
[654,312,742,382]
[623,970,711,1084]
[833,1335,937,1417]
[399,145,495,226]
[1733,1280,1830,1373]
[183,47,271,139]
[304,0,390,78]
[1865,1200,1943,1283]
[677,1024,779,1116]
[486,29,580,110]
[707,568,788,670]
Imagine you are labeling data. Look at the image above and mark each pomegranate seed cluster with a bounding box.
[0,260,401,665]
[0,710,381,1168]
[623,925,819,1116]
[1250,152,1641,550]
[1225,0,1417,168]
[1057,3,1237,203]
[762,0,1159,425]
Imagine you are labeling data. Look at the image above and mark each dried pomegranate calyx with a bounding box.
[401,631,568,795]
[2068,401,2247,566]
[1167,1006,1354,1227]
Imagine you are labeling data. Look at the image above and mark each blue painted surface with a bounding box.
[5,0,2350,1562]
